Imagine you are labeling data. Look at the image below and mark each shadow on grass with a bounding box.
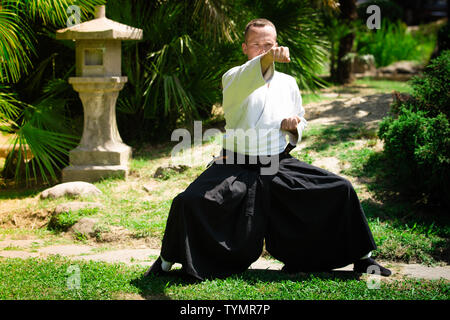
[305,93,392,127]
[352,150,450,264]
[302,123,377,153]
[359,151,450,225]
[130,269,360,300]
[130,270,198,300]
[0,185,47,200]
[132,141,180,162]
[361,198,450,264]
[131,123,225,163]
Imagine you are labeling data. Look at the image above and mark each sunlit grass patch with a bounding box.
[302,93,335,105]
[0,256,448,300]
[302,124,377,152]
[355,77,414,94]
[338,147,377,176]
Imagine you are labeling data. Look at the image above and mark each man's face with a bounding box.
[242,25,277,60]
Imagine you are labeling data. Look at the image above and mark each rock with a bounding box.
[40,181,102,199]
[69,218,132,242]
[142,184,153,193]
[352,54,376,74]
[153,164,190,179]
[377,61,422,75]
[97,225,133,242]
[70,218,100,238]
[53,201,103,215]
[142,180,160,193]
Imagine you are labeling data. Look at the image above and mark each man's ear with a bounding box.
[242,42,247,55]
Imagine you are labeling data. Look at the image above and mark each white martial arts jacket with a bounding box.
[221,54,307,156]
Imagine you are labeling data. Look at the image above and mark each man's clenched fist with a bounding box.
[267,46,290,63]
[260,45,290,76]
[281,115,301,133]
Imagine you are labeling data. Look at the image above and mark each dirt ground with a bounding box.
[305,91,392,130]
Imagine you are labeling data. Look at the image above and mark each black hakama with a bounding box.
[148,147,377,280]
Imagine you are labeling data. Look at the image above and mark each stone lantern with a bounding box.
[56,5,143,182]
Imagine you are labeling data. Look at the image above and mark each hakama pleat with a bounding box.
[265,156,377,272]
[153,149,377,280]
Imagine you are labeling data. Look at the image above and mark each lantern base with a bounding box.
[62,165,129,183]
[69,145,131,166]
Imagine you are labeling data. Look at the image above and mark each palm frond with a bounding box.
[0,86,22,123]
[0,8,35,83]
[5,122,78,185]
[117,96,138,115]
[1,74,80,185]
[193,0,238,42]
[21,53,58,99]
[23,0,106,27]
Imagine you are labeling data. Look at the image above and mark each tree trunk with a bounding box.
[330,40,336,80]
[336,0,357,84]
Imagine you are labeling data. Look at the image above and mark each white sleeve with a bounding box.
[286,81,307,146]
[222,54,268,115]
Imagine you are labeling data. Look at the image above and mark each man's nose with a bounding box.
[260,47,268,55]
[261,45,274,54]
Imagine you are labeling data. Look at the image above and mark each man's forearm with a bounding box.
[260,51,274,76]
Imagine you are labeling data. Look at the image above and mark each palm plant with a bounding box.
[0,0,104,186]
[108,0,335,143]
[108,0,243,143]
[1,0,338,185]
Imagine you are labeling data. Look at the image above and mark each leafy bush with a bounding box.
[355,19,431,67]
[407,51,450,118]
[379,110,450,200]
[378,51,450,208]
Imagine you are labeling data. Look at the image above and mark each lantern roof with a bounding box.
[56,6,142,40]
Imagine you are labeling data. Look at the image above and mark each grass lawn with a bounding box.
[0,78,449,300]
[0,256,448,300]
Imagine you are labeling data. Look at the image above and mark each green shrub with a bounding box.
[407,51,450,118]
[378,51,450,208]
[379,109,450,200]
[355,19,431,67]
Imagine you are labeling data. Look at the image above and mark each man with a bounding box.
[145,18,391,280]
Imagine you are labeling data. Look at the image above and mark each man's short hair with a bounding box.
[244,18,277,42]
